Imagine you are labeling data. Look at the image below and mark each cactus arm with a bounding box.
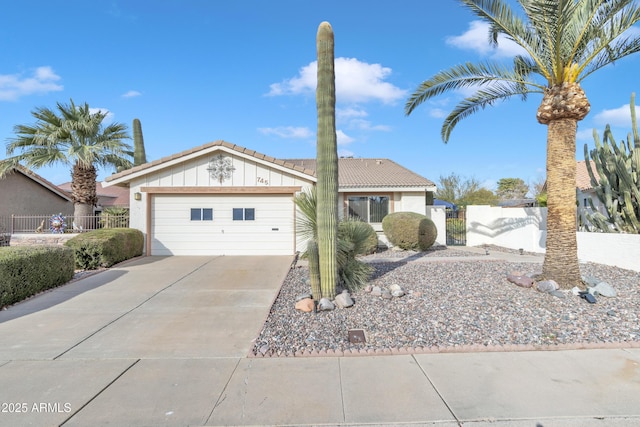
[133,118,147,166]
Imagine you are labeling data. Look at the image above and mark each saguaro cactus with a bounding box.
[315,21,339,299]
[133,118,147,166]
[584,93,640,233]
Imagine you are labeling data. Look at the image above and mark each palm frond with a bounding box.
[441,82,543,142]
[293,187,318,243]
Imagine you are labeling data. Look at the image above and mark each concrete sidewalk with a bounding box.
[0,254,639,426]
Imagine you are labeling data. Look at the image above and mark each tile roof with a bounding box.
[284,158,436,188]
[57,181,130,207]
[576,160,600,191]
[105,140,316,182]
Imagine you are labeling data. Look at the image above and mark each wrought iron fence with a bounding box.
[445,208,467,246]
[0,213,130,234]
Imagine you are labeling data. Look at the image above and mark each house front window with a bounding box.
[347,196,389,223]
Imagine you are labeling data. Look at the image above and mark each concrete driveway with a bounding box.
[0,255,294,426]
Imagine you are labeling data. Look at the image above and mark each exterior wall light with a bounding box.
[134,192,142,201]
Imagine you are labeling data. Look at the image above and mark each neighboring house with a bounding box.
[576,160,605,225]
[104,141,436,256]
[57,181,130,212]
[0,166,73,221]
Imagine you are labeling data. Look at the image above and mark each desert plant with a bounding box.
[100,207,130,228]
[132,118,147,166]
[382,212,437,251]
[404,0,640,288]
[584,93,640,233]
[295,188,373,296]
[337,219,375,291]
[0,100,132,226]
[315,21,339,299]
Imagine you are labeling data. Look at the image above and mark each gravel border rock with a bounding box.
[251,248,640,357]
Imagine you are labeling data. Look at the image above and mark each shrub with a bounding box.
[0,246,75,307]
[338,219,378,255]
[382,212,437,251]
[336,219,375,291]
[100,207,130,228]
[65,228,143,270]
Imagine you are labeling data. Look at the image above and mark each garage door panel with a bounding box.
[151,194,295,255]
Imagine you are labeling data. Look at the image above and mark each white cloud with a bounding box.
[337,130,355,145]
[267,57,406,104]
[429,108,448,119]
[446,21,527,58]
[577,128,596,141]
[337,107,368,121]
[89,107,114,123]
[258,126,314,139]
[348,119,391,132]
[0,66,63,101]
[593,104,633,127]
[122,90,142,98]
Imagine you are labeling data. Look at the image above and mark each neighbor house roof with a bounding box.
[104,140,317,184]
[57,181,130,208]
[6,166,73,202]
[283,158,436,189]
[576,160,600,191]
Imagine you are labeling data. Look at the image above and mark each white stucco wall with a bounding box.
[466,205,547,253]
[465,204,640,272]
[425,206,446,246]
[399,192,427,215]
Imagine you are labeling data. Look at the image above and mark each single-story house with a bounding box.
[0,166,73,220]
[57,181,130,212]
[103,140,436,256]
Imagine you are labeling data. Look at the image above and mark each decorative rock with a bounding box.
[334,290,354,308]
[295,293,313,302]
[535,280,559,293]
[582,275,600,287]
[571,286,581,296]
[371,286,382,297]
[507,274,534,288]
[389,284,405,297]
[295,298,315,313]
[318,298,335,311]
[363,284,373,293]
[259,344,269,355]
[591,281,617,298]
[549,290,566,299]
[381,289,393,299]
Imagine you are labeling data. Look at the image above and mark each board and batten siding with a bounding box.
[125,151,314,255]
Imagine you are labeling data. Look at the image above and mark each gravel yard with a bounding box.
[251,247,640,357]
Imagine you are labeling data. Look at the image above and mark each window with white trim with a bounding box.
[190,208,213,221]
[233,208,255,221]
[347,196,389,223]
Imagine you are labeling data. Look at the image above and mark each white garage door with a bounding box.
[151,194,295,256]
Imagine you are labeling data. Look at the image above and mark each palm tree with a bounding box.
[405,0,640,289]
[0,99,132,226]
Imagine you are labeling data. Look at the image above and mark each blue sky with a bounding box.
[1,1,639,193]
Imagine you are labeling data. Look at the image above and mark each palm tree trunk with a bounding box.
[71,163,98,230]
[542,118,582,288]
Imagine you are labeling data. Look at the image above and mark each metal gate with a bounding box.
[445,208,466,246]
